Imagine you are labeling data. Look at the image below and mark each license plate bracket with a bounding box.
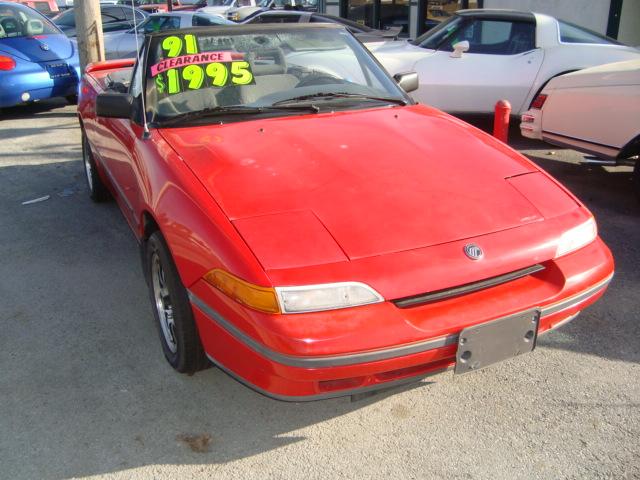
[455,309,540,374]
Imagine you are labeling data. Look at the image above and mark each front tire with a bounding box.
[145,231,209,374]
[82,130,111,202]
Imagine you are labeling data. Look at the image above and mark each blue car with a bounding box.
[0,2,80,109]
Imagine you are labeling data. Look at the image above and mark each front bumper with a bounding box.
[188,238,614,401]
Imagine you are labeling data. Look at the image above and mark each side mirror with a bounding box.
[450,40,469,58]
[96,92,132,119]
[394,71,419,93]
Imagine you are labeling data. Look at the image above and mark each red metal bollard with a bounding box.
[493,99,511,143]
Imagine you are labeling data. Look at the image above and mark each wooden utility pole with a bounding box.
[74,0,105,72]
[167,0,173,12]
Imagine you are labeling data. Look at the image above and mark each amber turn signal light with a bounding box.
[203,269,280,314]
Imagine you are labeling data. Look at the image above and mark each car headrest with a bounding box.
[26,19,44,36]
[247,48,286,76]
[0,17,19,35]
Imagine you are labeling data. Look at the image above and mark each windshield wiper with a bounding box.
[272,92,408,107]
[158,104,319,126]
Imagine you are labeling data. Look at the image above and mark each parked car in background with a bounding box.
[226,0,315,22]
[79,24,613,400]
[55,0,72,9]
[0,2,79,109]
[244,10,402,43]
[4,0,59,16]
[521,59,640,199]
[370,9,640,115]
[244,11,401,44]
[52,5,147,36]
[197,0,256,20]
[119,0,206,13]
[104,11,234,59]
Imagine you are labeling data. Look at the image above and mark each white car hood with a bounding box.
[370,41,434,75]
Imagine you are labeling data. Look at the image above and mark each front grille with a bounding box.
[393,264,545,309]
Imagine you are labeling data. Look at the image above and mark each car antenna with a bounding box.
[130,0,150,139]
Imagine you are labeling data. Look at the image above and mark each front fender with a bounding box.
[141,131,271,289]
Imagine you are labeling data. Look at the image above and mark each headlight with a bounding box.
[276,282,384,314]
[555,217,597,258]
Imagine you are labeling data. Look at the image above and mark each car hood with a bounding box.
[369,40,433,74]
[160,105,550,263]
[0,34,74,62]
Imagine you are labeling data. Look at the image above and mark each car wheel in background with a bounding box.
[145,231,209,374]
[82,130,111,202]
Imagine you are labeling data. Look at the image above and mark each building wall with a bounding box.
[618,0,640,46]
[483,0,611,34]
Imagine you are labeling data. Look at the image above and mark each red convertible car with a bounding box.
[78,24,614,400]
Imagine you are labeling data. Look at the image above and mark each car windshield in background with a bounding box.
[0,3,60,37]
[141,15,181,34]
[144,26,409,126]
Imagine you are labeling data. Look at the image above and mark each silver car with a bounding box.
[104,11,235,59]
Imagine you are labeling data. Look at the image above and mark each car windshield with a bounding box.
[143,25,409,126]
[139,15,181,33]
[0,3,60,37]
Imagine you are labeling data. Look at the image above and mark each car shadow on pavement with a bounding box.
[0,98,77,121]
[0,129,638,478]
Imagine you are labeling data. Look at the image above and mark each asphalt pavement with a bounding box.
[0,101,638,480]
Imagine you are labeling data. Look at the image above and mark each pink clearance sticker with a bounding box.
[150,51,243,77]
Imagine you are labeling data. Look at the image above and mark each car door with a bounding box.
[412,17,543,114]
[96,61,146,226]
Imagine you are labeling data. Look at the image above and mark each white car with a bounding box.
[198,0,256,19]
[370,9,640,115]
[104,11,234,59]
[521,59,640,199]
